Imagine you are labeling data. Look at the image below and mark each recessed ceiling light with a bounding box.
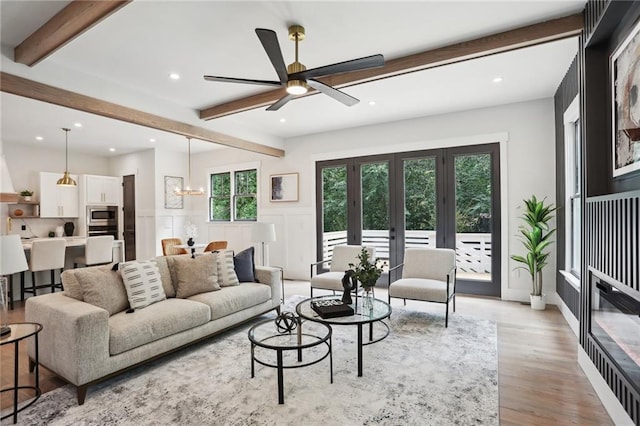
[492,77,503,83]
[169,73,180,80]
[74,122,82,127]
[109,148,116,152]
[368,101,376,106]
[35,136,43,141]
[149,138,156,142]
[279,118,286,123]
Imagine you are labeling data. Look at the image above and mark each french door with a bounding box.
[315,143,501,297]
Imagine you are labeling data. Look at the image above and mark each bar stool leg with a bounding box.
[20,271,25,301]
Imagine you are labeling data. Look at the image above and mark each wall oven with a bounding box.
[87,205,118,239]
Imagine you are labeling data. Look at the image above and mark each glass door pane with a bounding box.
[360,162,390,273]
[321,165,348,267]
[403,157,437,250]
[454,153,493,282]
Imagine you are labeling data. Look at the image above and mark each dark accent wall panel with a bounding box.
[554,55,580,317]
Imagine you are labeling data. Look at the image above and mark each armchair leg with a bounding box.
[403,298,406,306]
[445,301,449,328]
[453,294,456,312]
[310,287,314,298]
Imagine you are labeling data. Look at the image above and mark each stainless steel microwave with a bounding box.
[87,205,118,226]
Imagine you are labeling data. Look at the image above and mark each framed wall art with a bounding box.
[164,176,184,209]
[270,173,298,202]
[611,19,640,177]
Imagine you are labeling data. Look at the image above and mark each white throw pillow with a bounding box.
[216,250,240,287]
[120,259,167,309]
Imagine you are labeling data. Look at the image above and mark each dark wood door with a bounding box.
[122,175,136,261]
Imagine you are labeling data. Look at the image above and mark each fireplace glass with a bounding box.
[590,273,640,392]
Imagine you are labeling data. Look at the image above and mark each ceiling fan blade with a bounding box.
[256,28,288,84]
[266,94,295,111]
[291,54,385,80]
[203,75,282,87]
[307,79,359,107]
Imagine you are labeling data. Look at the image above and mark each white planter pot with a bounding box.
[530,294,546,310]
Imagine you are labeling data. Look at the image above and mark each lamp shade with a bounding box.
[0,155,18,203]
[251,222,276,243]
[0,234,28,275]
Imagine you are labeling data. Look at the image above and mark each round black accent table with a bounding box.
[1,322,42,424]
[296,295,391,377]
[248,316,332,404]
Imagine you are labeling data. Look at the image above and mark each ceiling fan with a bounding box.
[203,25,385,111]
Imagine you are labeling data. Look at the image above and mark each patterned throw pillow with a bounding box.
[215,250,240,287]
[171,253,220,298]
[120,259,167,309]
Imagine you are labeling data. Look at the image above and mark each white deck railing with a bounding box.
[321,230,491,275]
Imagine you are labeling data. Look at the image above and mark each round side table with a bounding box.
[1,322,42,424]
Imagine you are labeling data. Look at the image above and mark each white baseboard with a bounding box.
[578,347,634,426]
[556,296,579,337]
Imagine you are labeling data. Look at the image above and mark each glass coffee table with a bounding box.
[296,295,391,377]
[248,315,332,404]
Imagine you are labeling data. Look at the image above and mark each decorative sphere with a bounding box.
[275,311,298,334]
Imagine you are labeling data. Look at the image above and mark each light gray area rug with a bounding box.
[12,296,498,425]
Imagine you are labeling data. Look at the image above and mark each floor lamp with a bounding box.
[1,235,29,336]
[251,222,276,266]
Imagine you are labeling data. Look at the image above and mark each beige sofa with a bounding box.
[25,253,282,405]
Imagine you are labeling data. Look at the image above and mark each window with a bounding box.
[564,96,581,281]
[209,168,257,222]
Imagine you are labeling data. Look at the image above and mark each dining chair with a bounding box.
[161,238,188,256]
[204,241,228,252]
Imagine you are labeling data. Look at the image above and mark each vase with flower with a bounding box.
[348,248,383,314]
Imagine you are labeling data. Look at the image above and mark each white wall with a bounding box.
[187,97,557,302]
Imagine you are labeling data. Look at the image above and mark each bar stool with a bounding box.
[74,236,114,268]
[21,238,66,300]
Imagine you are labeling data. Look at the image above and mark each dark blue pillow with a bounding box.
[234,247,256,282]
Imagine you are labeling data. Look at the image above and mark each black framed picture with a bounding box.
[611,19,640,177]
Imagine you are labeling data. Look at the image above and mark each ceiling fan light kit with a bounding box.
[203,24,384,111]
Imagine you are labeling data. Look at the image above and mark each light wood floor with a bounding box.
[1,281,613,425]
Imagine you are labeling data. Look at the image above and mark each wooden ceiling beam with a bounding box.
[14,0,132,66]
[1,73,284,157]
[199,13,583,120]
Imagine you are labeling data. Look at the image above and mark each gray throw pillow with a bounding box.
[172,253,220,298]
[75,265,129,315]
[216,250,240,287]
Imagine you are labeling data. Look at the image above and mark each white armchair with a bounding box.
[388,248,456,327]
[310,245,375,297]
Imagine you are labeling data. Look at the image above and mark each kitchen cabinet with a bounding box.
[85,175,120,205]
[39,172,79,218]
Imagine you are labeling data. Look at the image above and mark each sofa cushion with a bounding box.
[216,250,240,287]
[153,256,176,298]
[74,265,129,316]
[120,259,167,309]
[108,298,211,355]
[171,253,220,298]
[310,271,349,292]
[234,247,256,282]
[188,283,271,321]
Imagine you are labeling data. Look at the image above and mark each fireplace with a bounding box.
[590,269,640,393]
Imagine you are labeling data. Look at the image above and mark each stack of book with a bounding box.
[311,299,354,319]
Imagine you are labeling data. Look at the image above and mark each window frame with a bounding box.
[207,162,259,223]
[563,95,581,287]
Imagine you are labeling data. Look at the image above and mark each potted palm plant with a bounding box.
[511,195,557,310]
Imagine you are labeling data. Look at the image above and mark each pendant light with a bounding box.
[175,137,203,196]
[57,127,77,186]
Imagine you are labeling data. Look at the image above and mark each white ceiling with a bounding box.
[0,0,584,156]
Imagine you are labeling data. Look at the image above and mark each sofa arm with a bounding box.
[255,266,282,304]
[25,293,110,386]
